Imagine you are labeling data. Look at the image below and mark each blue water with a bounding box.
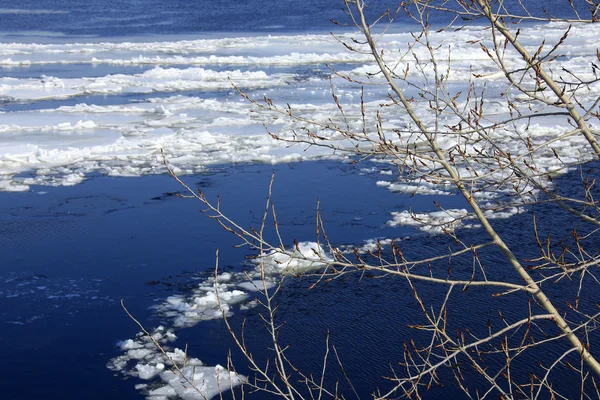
[1,1,600,399]
[0,0,349,37]
[0,0,593,38]
[1,162,597,399]
[0,161,461,399]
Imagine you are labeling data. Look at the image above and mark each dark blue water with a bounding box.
[0,0,594,38]
[1,1,600,399]
[0,0,349,37]
[0,161,459,399]
[1,160,598,399]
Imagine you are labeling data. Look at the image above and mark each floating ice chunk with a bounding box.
[387,183,452,196]
[59,173,86,186]
[154,105,173,116]
[145,113,195,127]
[75,120,97,129]
[109,325,243,400]
[348,238,395,254]
[128,348,154,360]
[376,178,452,195]
[119,339,144,350]
[154,279,249,328]
[0,179,29,192]
[237,280,276,292]
[148,384,177,398]
[253,242,333,274]
[483,207,525,219]
[56,122,73,131]
[0,143,39,158]
[387,209,470,234]
[145,128,176,138]
[387,204,523,234]
[0,67,291,102]
[153,364,243,400]
[136,363,165,380]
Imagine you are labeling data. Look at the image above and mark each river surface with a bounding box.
[0,1,599,399]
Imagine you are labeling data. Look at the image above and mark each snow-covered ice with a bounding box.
[0,23,598,196]
[108,326,244,400]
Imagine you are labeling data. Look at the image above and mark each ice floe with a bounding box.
[0,67,290,101]
[109,242,333,399]
[386,206,525,234]
[1,22,598,199]
[108,326,243,400]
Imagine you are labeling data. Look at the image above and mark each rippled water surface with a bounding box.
[1,1,599,399]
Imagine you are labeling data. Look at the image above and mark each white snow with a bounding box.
[387,209,471,234]
[109,326,244,400]
[154,281,248,328]
[386,206,524,234]
[0,68,290,101]
[0,23,597,194]
[252,241,333,274]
